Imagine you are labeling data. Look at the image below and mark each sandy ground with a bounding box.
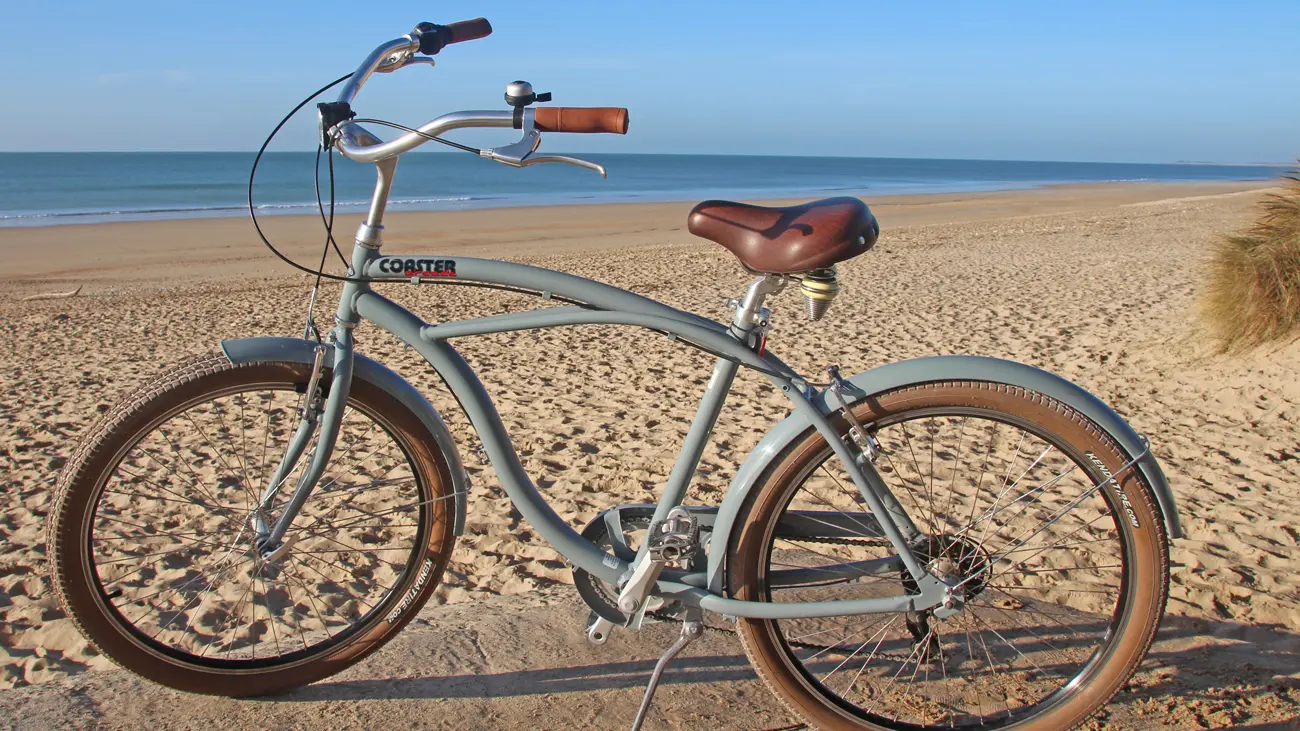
[2,181,1299,728]
[0,592,1296,731]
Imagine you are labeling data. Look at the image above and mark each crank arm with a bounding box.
[615,554,667,628]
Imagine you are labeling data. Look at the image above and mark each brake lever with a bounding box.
[376,54,435,73]
[518,155,607,178]
[479,109,607,177]
[479,129,542,167]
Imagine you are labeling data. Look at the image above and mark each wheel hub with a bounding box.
[902,533,994,606]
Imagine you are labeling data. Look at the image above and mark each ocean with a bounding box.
[0,152,1287,228]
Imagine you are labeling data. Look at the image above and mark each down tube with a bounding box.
[354,290,630,585]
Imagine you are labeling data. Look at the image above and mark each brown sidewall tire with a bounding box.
[728,381,1170,731]
[47,352,458,696]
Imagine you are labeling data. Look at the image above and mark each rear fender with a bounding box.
[708,355,1181,592]
[220,336,469,535]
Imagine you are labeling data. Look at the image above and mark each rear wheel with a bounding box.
[48,352,457,696]
[729,381,1169,730]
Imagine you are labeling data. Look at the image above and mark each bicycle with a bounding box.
[48,19,1180,731]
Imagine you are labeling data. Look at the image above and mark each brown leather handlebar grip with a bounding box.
[533,107,630,134]
[445,18,493,44]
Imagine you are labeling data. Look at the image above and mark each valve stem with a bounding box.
[800,267,840,321]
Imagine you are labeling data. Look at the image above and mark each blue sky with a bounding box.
[2,1,1296,162]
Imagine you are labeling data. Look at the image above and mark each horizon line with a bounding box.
[0,150,1293,167]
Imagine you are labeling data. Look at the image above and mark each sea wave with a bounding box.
[0,196,481,221]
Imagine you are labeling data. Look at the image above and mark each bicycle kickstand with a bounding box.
[629,610,704,731]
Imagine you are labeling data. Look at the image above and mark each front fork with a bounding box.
[252,157,389,556]
[251,325,358,556]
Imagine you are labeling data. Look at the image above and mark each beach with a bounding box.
[2,180,1299,727]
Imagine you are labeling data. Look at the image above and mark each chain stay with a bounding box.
[646,532,914,660]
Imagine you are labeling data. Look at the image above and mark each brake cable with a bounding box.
[248,72,359,283]
[248,76,483,286]
[351,118,482,155]
[248,74,828,387]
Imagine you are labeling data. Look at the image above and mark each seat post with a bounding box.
[730,275,785,335]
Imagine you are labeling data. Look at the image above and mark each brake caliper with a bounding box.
[826,365,880,462]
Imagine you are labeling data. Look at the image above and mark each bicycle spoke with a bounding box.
[940,416,968,532]
[87,382,428,666]
[841,615,900,698]
[801,613,894,664]
[987,510,1113,572]
[763,408,1130,727]
[897,422,943,533]
[822,614,898,685]
[303,494,448,533]
[95,540,223,568]
[257,569,282,659]
[183,411,253,506]
[217,396,256,511]
[966,609,1066,682]
[135,437,226,510]
[769,542,900,586]
[108,470,240,515]
[302,474,416,504]
[801,465,886,538]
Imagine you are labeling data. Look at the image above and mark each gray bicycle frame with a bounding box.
[358,267,944,617]
[233,38,1180,618]
[235,172,964,620]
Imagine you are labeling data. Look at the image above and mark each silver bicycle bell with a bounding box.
[505,80,551,107]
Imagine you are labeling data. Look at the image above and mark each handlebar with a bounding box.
[414,18,493,54]
[534,107,629,135]
[442,18,494,45]
[330,20,629,164]
[334,18,493,107]
[337,110,516,163]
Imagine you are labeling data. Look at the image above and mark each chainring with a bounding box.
[572,506,657,625]
[572,504,916,659]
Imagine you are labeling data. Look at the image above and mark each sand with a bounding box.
[0,591,1290,731]
[2,180,1298,728]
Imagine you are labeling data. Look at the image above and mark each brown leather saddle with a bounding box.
[687,196,879,274]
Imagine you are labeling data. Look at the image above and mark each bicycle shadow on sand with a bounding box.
[284,614,1299,724]
[288,653,759,701]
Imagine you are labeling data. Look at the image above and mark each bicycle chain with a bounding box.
[580,514,920,661]
[646,533,919,662]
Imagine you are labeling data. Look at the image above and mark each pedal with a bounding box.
[646,507,699,566]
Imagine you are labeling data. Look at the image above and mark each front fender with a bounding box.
[708,355,1181,592]
[220,336,469,535]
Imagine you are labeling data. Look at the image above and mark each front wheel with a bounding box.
[729,381,1170,730]
[48,352,458,696]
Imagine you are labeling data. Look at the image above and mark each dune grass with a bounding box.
[1203,165,1300,352]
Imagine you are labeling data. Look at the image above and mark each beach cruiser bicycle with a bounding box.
[48,19,1179,731]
